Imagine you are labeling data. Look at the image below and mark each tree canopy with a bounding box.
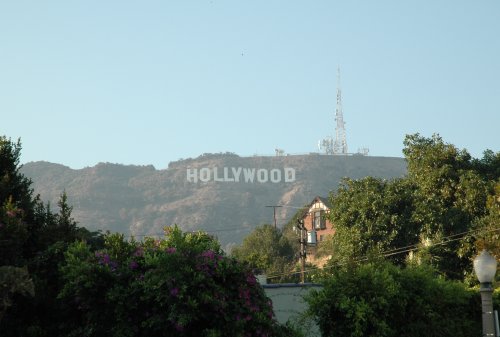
[306,261,481,337]
[0,137,104,335]
[231,224,297,283]
[322,133,499,280]
[320,177,418,266]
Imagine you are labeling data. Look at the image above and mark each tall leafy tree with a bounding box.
[471,149,500,181]
[0,136,103,335]
[0,137,36,223]
[323,177,418,266]
[403,134,490,279]
[322,134,497,280]
[231,224,297,282]
[0,137,36,266]
[466,151,500,267]
[460,180,500,285]
[403,134,487,235]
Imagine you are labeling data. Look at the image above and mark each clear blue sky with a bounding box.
[1,1,499,169]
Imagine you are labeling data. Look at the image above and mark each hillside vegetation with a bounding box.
[21,154,406,249]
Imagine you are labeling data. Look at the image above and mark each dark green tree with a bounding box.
[403,134,490,279]
[0,137,36,224]
[323,177,418,266]
[471,149,500,181]
[0,266,34,322]
[0,137,37,266]
[306,261,481,337]
[231,224,297,283]
[460,180,500,285]
[321,134,497,280]
[0,136,104,336]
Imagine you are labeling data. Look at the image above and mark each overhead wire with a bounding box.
[121,213,302,239]
[118,204,309,239]
[74,209,500,280]
[265,225,500,280]
[123,225,256,239]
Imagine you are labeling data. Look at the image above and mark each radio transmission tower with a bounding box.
[333,67,348,154]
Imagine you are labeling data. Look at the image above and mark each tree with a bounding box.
[403,134,491,279]
[321,134,497,281]
[459,180,500,285]
[306,261,481,337]
[0,266,34,322]
[58,226,284,337]
[231,224,297,283]
[323,177,418,266]
[471,149,500,181]
[0,137,36,224]
[0,196,29,266]
[0,136,105,336]
[0,137,36,266]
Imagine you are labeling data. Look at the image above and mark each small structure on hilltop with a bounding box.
[319,67,348,155]
[318,68,369,156]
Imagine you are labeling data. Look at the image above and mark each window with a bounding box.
[313,210,326,230]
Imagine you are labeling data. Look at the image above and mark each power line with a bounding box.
[280,205,309,210]
[109,205,311,240]
[125,225,254,239]
[265,226,500,280]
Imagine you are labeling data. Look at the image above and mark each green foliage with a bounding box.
[471,149,500,181]
[0,137,35,266]
[0,137,36,223]
[0,266,34,321]
[306,262,481,337]
[151,225,223,255]
[0,137,88,266]
[324,177,418,266]
[0,137,291,336]
[231,224,297,282]
[403,134,492,279]
[2,134,497,336]
[323,133,498,281]
[461,181,500,284]
[0,136,106,335]
[0,196,29,266]
[58,228,282,336]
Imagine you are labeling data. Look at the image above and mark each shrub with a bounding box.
[306,261,481,337]
[59,227,282,336]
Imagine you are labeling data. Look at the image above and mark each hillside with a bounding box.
[21,153,407,249]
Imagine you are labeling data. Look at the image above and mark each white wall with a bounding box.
[263,283,322,336]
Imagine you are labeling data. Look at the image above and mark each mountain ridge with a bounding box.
[21,154,407,249]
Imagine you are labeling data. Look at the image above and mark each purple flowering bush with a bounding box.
[59,226,284,337]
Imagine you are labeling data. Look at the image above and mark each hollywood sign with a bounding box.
[187,167,296,183]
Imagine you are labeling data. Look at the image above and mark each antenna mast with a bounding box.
[333,67,348,154]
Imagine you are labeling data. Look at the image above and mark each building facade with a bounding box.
[300,196,335,267]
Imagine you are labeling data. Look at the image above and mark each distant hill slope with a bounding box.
[21,154,407,249]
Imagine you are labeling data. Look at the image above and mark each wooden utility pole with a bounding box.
[266,205,282,229]
[297,219,306,283]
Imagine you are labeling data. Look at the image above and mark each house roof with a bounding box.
[313,196,331,209]
[299,196,332,219]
